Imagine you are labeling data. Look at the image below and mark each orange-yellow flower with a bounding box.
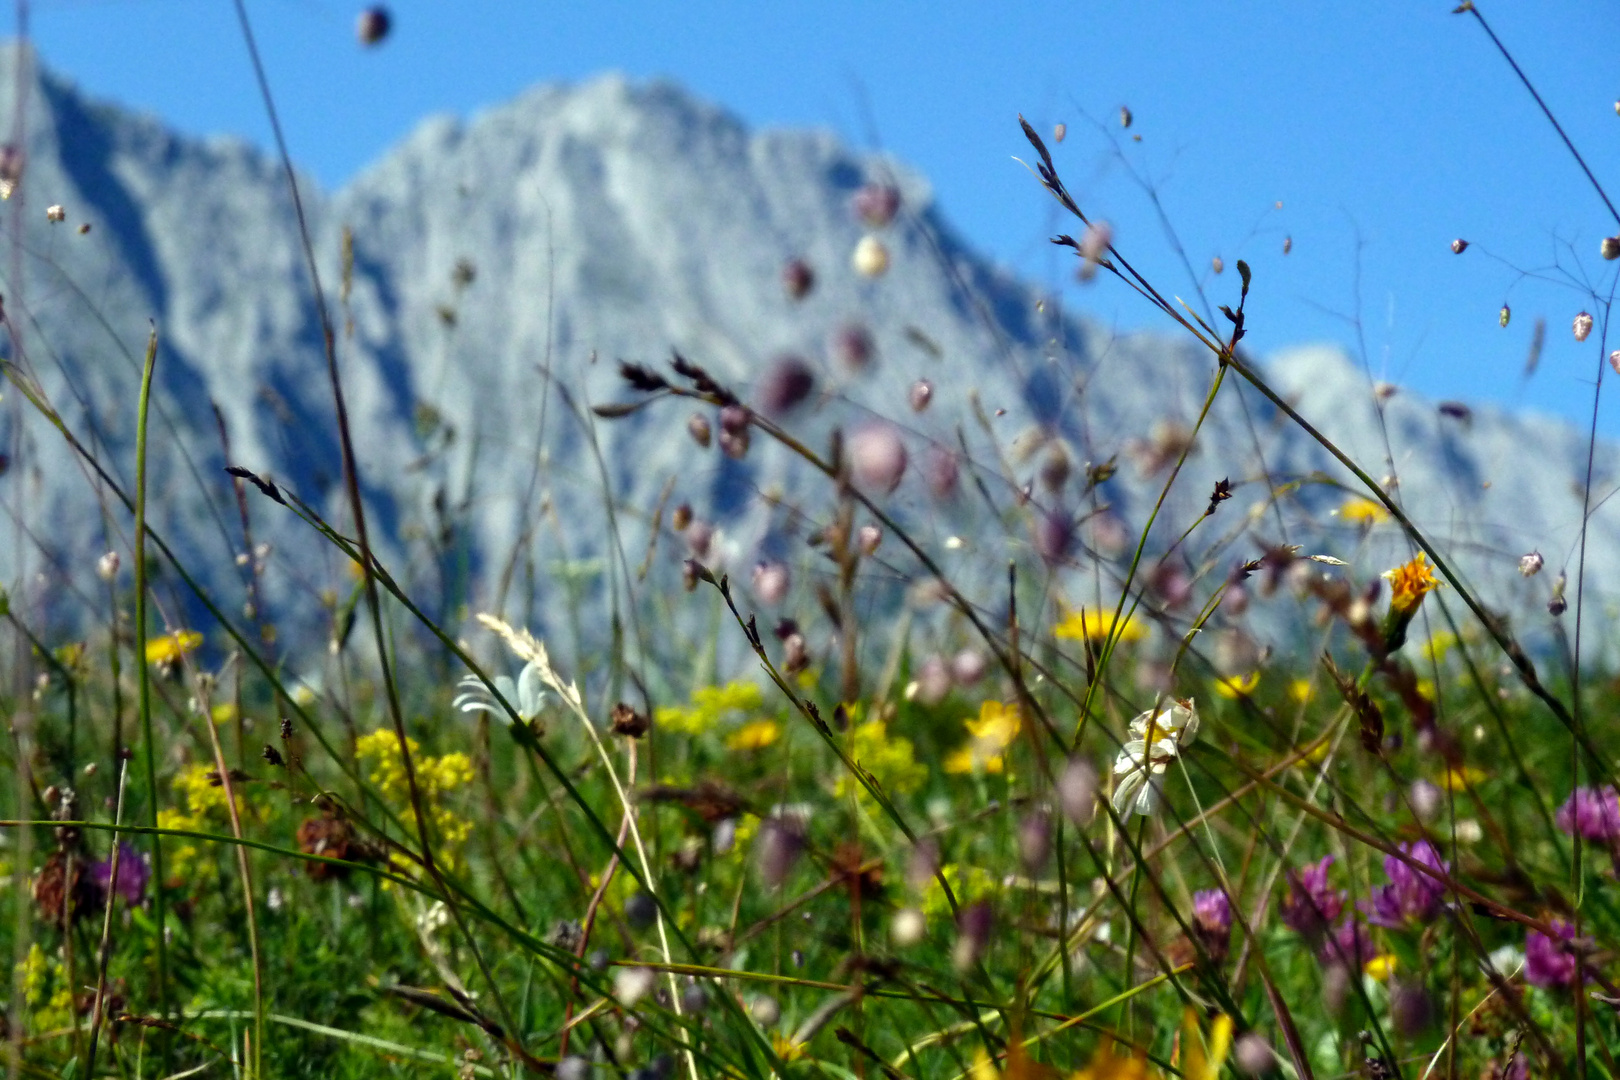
[1383,552,1442,615]
[1054,605,1146,644]
[725,719,781,752]
[1211,671,1260,699]
[945,700,1020,774]
[1340,496,1390,525]
[145,630,202,665]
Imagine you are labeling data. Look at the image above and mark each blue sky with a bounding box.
[12,1,1620,433]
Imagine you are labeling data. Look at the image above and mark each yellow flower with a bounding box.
[1420,632,1457,664]
[145,630,202,665]
[1383,552,1442,615]
[772,1034,806,1062]
[1071,1035,1154,1080]
[1180,1008,1233,1080]
[1440,764,1486,792]
[174,761,230,815]
[1211,671,1260,699]
[656,679,765,735]
[1364,953,1399,981]
[921,864,997,917]
[1054,605,1146,644]
[157,807,202,881]
[1288,678,1316,704]
[210,702,238,725]
[945,700,1020,774]
[726,719,781,751]
[1340,496,1390,525]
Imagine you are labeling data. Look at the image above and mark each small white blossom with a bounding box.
[1574,311,1595,343]
[453,660,547,725]
[1111,698,1198,818]
[45,204,64,223]
[1518,550,1544,577]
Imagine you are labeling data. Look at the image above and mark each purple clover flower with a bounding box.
[1525,919,1579,990]
[1191,888,1232,963]
[92,842,150,906]
[1318,917,1373,970]
[1280,855,1345,938]
[1365,841,1447,928]
[1555,786,1620,845]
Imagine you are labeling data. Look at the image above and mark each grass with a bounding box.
[3,3,1620,1078]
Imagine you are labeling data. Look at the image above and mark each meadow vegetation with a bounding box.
[6,4,1620,1078]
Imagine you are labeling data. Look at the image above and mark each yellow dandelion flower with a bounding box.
[1054,604,1146,644]
[145,629,202,665]
[726,719,781,751]
[1211,671,1260,699]
[1340,496,1391,525]
[946,700,1020,774]
[1383,552,1442,615]
[772,1034,806,1062]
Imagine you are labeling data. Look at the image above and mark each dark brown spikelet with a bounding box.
[618,362,669,393]
[610,702,649,738]
[298,816,359,881]
[670,353,738,405]
[1205,477,1233,516]
[261,744,285,768]
[34,852,99,926]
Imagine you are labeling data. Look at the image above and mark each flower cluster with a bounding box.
[944,700,1020,775]
[1280,855,1344,938]
[1555,786,1620,847]
[355,728,475,868]
[835,719,926,798]
[654,680,763,736]
[1365,840,1448,928]
[1525,918,1579,990]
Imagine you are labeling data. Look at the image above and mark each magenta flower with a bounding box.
[1555,786,1620,845]
[92,842,150,906]
[1365,841,1447,928]
[1318,917,1373,970]
[1191,888,1232,963]
[1525,919,1579,990]
[1280,855,1345,938]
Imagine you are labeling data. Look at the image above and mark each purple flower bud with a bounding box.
[923,446,958,499]
[1057,758,1098,827]
[1556,786,1620,844]
[950,649,986,686]
[1078,221,1112,280]
[905,838,939,891]
[852,183,901,228]
[1035,510,1074,564]
[1390,980,1433,1038]
[1525,918,1578,989]
[856,524,882,556]
[718,428,750,459]
[830,323,876,372]
[685,520,714,560]
[687,413,712,448]
[850,424,907,494]
[1017,811,1051,873]
[909,380,933,412]
[1191,888,1232,963]
[757,356,815,416]
[913,655,952,705]
[1280,855,1345,938]
[781,258,815,301]
[1319,917,1372,970]
[1408,779,1443,822]
[1039,450,1071,492]
[719,405,751,435]
[755,817,805,888]
[751,561,791,606]
[1233,1033,1276,1076]
[1089,512,1129,557]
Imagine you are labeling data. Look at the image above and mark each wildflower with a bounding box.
[1233,1033,1277,1077]
[1053,604,1146,644]
[892,908,926,946]
[1524,918,1578,989]
[1365,840,1447,928]
[850,423,907,493]
[856,524,882,555]
[852,235,890,277]
[1450,238,1469,254]
[145,629,202,666]
[923,445,960,498]
[654,679,763,735]
[1111,698,1198,818]
[92,842,150,905]
[1017,811,1051,872]
[1319,916,1373,970]
[1574,311,1595,343]
[1549,571,1568,616]
[614,965,656,1006]
[907,655,952,705]
[1211,255,1225,275]
[1078,221,1113,280]
[1380,552,1443,652]
[1071,1034,1152,1080]
[1287,678,1315,704]
[754,816,805,887]
[951,649,986,686]
[757,355,815,415]
[45,204,64,223]
[750,561,791,605]
[454,660,547,727]
[1612,350,1620,377]
[686,412,711,448]
[1211,671,1259,699]
[953,899,993,970]
[944,700,1021,774]
[1191,888,1232,963]
[1339,496,1390,525]
[96,551,120,581]
[1280,855,1345,938]
[1439,764,1486,792]
[1555,786,1620,844]
[725,719,780,752]
[1058,757,1099,826]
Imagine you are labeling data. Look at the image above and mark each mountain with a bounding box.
[0,45,1610,684]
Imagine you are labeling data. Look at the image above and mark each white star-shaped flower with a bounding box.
[1111,698,1199,818]
[453,661,547,726]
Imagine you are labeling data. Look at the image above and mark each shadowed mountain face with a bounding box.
[0,48,1608,675]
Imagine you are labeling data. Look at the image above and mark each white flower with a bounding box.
[453,660,547,725]
[1111,698,1199,818]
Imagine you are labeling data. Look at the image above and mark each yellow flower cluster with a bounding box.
[655,680,764,735]
[355,728,475,865]
[944,700,1020,775]
[1053,605,1146,644]
[174,760,232,815]
[726,719,781,751]
[1340,496,1391,525]
[145,629,203,665]
[921,863,997,918]
[157,807,203,883]
[157,760,239,884]
[834,719,926,799]
[19,944,72,1031]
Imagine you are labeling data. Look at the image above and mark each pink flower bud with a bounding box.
[756,356,815,415]
[912,655,951,704]
[96,551,121,582]
[850,423,907,493]
[950,649,986,686]
[1233,1033,1277,1076]
[1519,550,1543,577]
[1575,311,1594,342]
[1053,122,1067,142]
[1211,255,1225,275]
[1078,221,1113,280]
[852,235,890,277]
[856,524,882,556]
[830,323,875,372]
[851,184,901,228]
[687,413,711,448]
[751,561,791,605]
[1058,758,1098,826]
[719,405,750,434]
[686,520,714,560]
[1450,238,1469,254]
[909,380,933,412]
[923,446,959,499]
[355,6,391,45]
[1035,510,1074,564]
[1610,350,1620,376]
